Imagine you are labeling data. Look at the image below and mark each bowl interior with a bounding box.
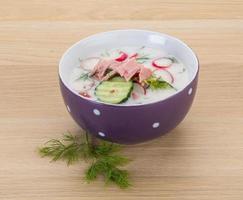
[59,29,198,100]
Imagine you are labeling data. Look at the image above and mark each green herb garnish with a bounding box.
[39,132,131,189]
[136,54,150,64]
[77,72,90,81]
[145,76,176,90]
[136,57,150,63]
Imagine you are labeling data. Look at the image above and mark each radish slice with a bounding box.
[115,51,128,62]
[133,82,146,95]
[152,57,173,69]
[130,53,138,58]
[153,69,174,84]
[131,92,139,100]
[80,57,101,71]
[166,70,174,83]
[72,78,95,92]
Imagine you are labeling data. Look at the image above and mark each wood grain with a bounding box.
[0,1,243,199]
[1,0,243,20]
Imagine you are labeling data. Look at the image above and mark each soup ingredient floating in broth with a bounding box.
[95,77,133,104]
[152,57,177,69]
[69,47,189,105]
[115,51,128,62]
[91,57,152,82]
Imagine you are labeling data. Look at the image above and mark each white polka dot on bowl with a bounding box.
[188,88,193,95]
[66,105,71,113]
[152,122,160,128]
[93,109,101,116]
[98,132,105,137]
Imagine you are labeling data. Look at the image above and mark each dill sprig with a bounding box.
[145,76,177,90]
[39,132,131,189]
[136,54,150,64]
[75,72,90,81]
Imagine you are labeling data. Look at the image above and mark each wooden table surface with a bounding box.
[1,1,243,199]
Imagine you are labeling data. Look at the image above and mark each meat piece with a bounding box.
[91,59,113,80]
[91,57,152,82]
[90,60,101,76]
[101,70,117,81]
[139,66,152,82]
[109,61,121,71]
[116,58,141,81]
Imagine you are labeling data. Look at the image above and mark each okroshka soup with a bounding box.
[69,46,190,105]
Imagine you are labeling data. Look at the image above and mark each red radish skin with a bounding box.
[152,57,173,69]
[79,92,91,98]
[115,51,128,62]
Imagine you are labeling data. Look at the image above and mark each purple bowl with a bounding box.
[59,30,199,144]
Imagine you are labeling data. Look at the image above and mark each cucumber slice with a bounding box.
[95,80,133,104]
[110,76,126,82]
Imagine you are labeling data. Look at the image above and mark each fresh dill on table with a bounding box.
[39,132,131,189]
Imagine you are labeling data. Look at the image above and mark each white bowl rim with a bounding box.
[59,29,199,107]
